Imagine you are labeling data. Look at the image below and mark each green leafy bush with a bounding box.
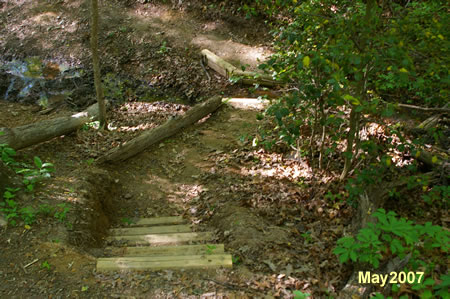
[0,188,35,226]
[249,0,448,179]
[334,209,449,269]
[16,156,54,192]
[334,209,449,297]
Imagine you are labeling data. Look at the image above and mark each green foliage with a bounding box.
[345,164,386,205]
[0,142,17,165]
[334,209,449,269]
[0,188,35,226]
[19,206,36,225]
[1,137,54,193]
[0,197,19,226]
[301,231,312,244]
[41,261,51,270]
[0,139,61,226]
[158,40,169,55]
[293,290,311,299]
[334,209,449,298]
[38,204,55,216]
[250,0,448,177]
[375,273,449,299]
[121,217,133,225]
[205,244,217,255]
[16,156,54,192]
[422,185,449,207]
[53,203,70,222]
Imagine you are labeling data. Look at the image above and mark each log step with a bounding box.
[109,224,191,236]
[125,216,186,227]
[98,216,231,272]
[107,232,214,246]
[105,244,225,257]
[97,254,233,272]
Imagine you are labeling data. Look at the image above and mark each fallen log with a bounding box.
[0,102,106,150]
[397,103,450,114]
[201,49,280,87]
[97,96,222,164]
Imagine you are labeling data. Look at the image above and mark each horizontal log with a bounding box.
[398,103,450,113]
[0,102,106,150]
[97,96,222,164]
[107,232,214,246]
[109,225,191,236]
[96,254,232,272]
[105,244,225,257]
[126,216,186,227]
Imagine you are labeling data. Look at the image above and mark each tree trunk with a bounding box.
[318,97,326,169]
[90,0,107,128]
[97,96,222,164]
[0,102,106,150]
[340,107,359,180]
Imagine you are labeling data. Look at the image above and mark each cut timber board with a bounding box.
[201,49,280,87]
[107,232,213,246]
[201,49,237,78]
[97,254,233,272]
[109,225,191,236]
[128,216,185,227]
[105,244,225,257]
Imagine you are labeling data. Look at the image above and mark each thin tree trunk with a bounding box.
[90,0,107,128]
[318,97,326,169]
[340,0,375,180]
[340,108,359,180]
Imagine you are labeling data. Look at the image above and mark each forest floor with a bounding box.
[0,1,446,298]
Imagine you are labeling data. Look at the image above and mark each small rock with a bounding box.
[124,193,132,200]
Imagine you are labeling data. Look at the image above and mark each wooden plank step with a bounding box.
[107,232,213,246]
[97,254,233,272]
[110,225,191,236]
[105,244,225,257]
[126,216,186,227]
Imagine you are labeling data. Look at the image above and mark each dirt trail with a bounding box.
[128,3,273,72]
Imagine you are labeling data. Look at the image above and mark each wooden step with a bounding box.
[107,232,214,246]
[110,225,191,236]
[105,244,225,257]
[125,216,186,227]
[96,254,233,272]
